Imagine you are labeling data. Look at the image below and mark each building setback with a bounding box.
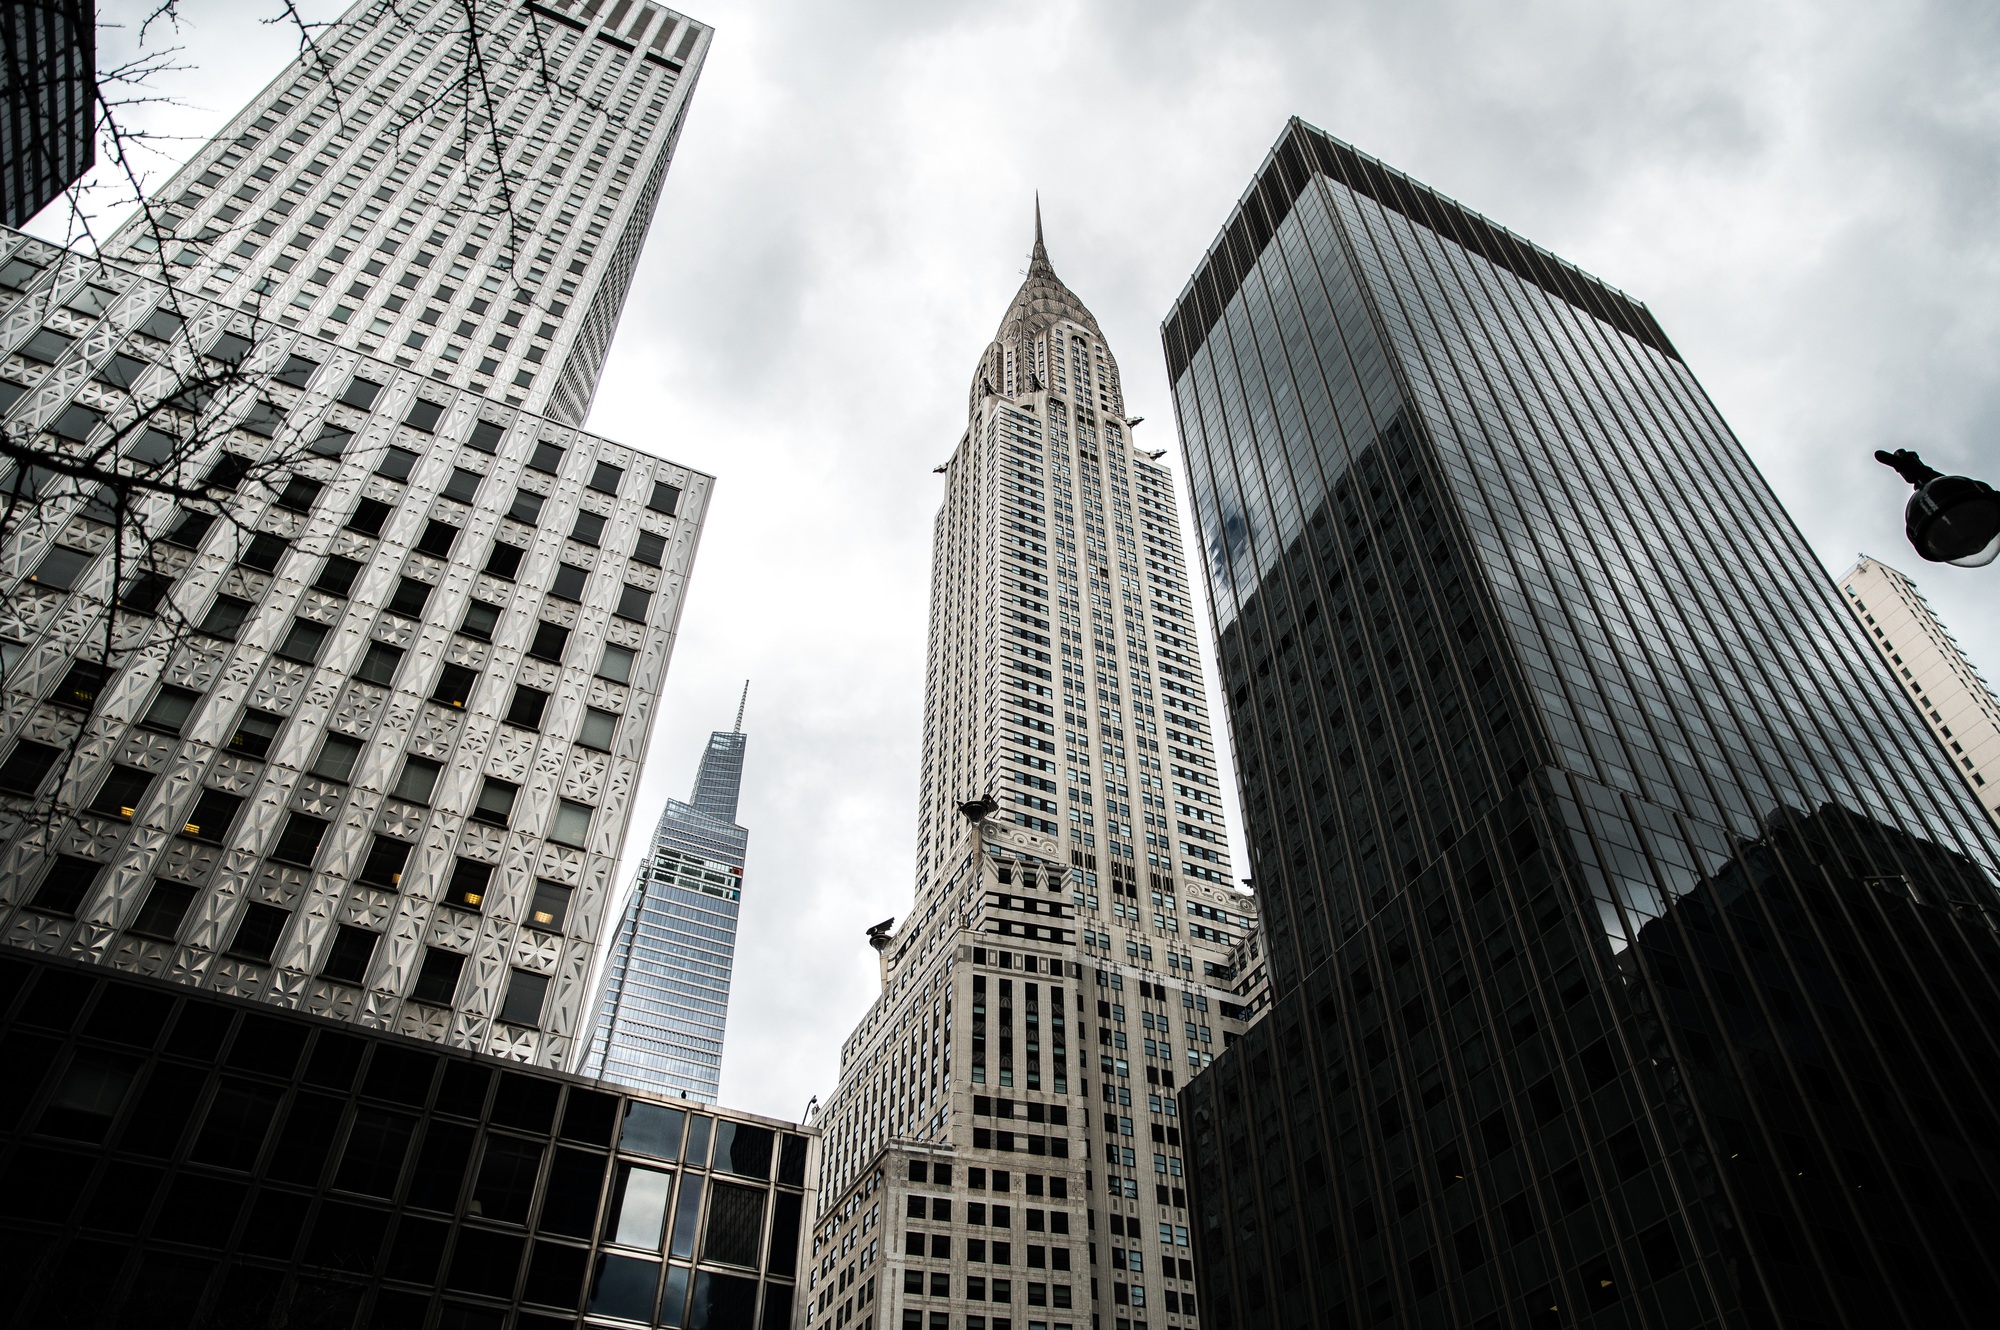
[804,220,1260,1330]
[102,0,709,426]
[582,703,752,1102]
[1165,119,2000,1330]
[0,0,95,228]
[0,223,708,1068]
[0,943,813,1328]
[1839,556,2000,832]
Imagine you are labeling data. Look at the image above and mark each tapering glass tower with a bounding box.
[581,693,750,1101]
[1167,119,2000,1330]
[804,217,1260,1330]
[103,0,709,424]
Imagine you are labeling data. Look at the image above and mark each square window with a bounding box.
[571,512,605,546]
[632,531,665,567]
[473,778,518,826]
[433,663,478,710]
[460,600,500,640]
[227,710,283,759]
[508,490,545,523]
[271,477,323,515]
[528,441,564,474]
[142,685,202,734]
[0,739,61,793]
[393,757,443,804]
[355,642,403,686]
[321,925,378,984]
[549,799,592,848]
[29,546,92,591]
[598,645,635,684]
[276,619,330,662]
[341,376,383,409]
[181,789,243,842]
[48,403,104,442]
[164,511,216,549]
[577,708,616,751]
[445,858,492,910]
[507,685,550,728]
[378,446,420,482]
[412,946,465,1005]
[200,595,254,638]
[647,481,680,515]
[550,563,588,601]
[414,519,459,557]
[347,496,391,534]
[20,328,74,363]
[315,555,363,596]
[88,765,153,819]
[500,969,549,1026]
[469,419,505,452]
[485,543,525,579]
[311,426,353,458]
[95,353,151,391]
[615,585,651,622]
[125,428,178,465]
[206,331,254,365]
[228,902,291,963]
[274,354,321,388]
[271,812,329,865]
[51,660,107,709]
[30,856,101,915]
[404,399,445,432]
[528,622,569,663]
[442,467,481,503]
[387,577,433,616]
[312,735,364,782]
[588,461,623,495]
[238,532,288,572]
[129,880,199,940]
[359,835,411,888]
[527,880,572,931]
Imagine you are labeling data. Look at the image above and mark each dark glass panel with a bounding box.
[160,1173,247,1249]
[470,1133,544,1224]
[589,1253,661,1321]
[445,1226,523,1298]
[703,1182,765,1267]
[712,1122,773,1180]
[688,1270,759,1330]
[303,1032,365,1091]
[559,1088,618,1146]
[407,1119,476,1213]
[384,1214,450,1285]
[82,983,173,1048]
[490,1073,559,1133]
[226,1014,307,1078]
[238,1187,310,1259]
[335,1108,416,1197]
[191,1078,283,1170]
[436,1061,493,1119]
[304,1198,389,1273]
[524,1240,589,1309]
[83,1162,163,1234]
[539,1147,607,1238]
[267,1092,346,1185]
[362,1044,438,1106]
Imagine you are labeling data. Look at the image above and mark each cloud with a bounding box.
[62,0,2000,1119]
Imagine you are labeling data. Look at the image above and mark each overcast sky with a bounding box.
[54,0,2000,1122]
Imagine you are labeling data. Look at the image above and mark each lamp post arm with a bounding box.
[1876,449,1945,487]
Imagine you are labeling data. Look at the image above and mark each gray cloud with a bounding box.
[62,0,2000,1120]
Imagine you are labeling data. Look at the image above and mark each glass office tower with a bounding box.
[1164,119,2000,1330]
[581,712,750,1102]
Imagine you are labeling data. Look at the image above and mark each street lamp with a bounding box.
[1874,450,2000,568]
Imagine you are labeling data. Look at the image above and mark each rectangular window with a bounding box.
[358,835,411,888]
[527,880,572,931]
[314,555,363,596]
[469,419,504,452]
[0,740,61,793]
[393,757,443,804]
[404,399,445,432]
[238,532,288,572]
[271,812,330,865]
[597,645,635,684]
[485,543,525,579]
[347,497,391,534]
[119,571,176,614]
[648,481,681,515]
[549,800,592,848]
[88,766,153,819]
[577,708,617,751]
[460,600,501,641]
[444,858,492,910]
[30,856,101,915]
[312,735,364,783]
[311,426,353,458]
[200,595,254,638]
[182,789,243,842]
[632,531,666,567]
[276,619,330,663]
[528,622,569,663]
[473,778,518,826]
[570,512,605,546]
[414,520,459,557]
[229,903,291,963]
[163,511,215,549]
[29,546,92,591]
[412,947,466,1005]
[355,642,403,685]
[274,354,321,388]
[615,585,651,622]
[499,969,549,1026]
[442,467,481,503]
[387,577,433,616]
[508,490,545,523]
[129,880,199,940]
[432,663,478,710]
[528,441,565,474]
[588,461,624,495]
[51,660,107,709]
[341,376,383,409]
[378,446,420,481]
[227,710,283,759]
[551,563,588,600]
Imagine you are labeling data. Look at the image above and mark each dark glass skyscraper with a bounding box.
[1164,119,2000,1330]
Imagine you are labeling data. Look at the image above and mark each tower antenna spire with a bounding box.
[733,680,749,734]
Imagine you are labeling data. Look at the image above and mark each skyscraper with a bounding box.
[803,219,1260,1330]
[582,689,751,1101]
[1165,120,2000,1330]
[0,0,716,1069]
[103,0,709,425]
[0,0,95,227]
[1839,556,2000,830]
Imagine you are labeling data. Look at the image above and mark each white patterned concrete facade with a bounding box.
[803,223,1261,1330]
[104,0,710,426]
[1839,556,2000,832]
[0,225,709,1068]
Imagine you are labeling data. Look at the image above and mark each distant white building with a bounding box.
[1838,556,2000,832]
